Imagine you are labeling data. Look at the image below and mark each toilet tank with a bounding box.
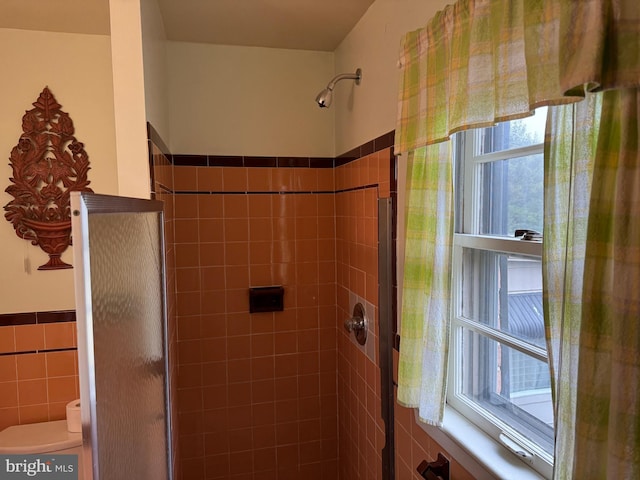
[0,420,84,479]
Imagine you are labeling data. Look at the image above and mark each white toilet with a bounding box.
[0,420,84,479]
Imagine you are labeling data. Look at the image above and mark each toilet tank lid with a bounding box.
[0,420,81,454]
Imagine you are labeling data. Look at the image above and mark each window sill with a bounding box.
[414,406,548,480]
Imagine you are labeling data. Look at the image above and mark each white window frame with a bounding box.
[446,120,554,479]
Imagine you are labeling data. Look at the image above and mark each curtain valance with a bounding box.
[394,0,640,155]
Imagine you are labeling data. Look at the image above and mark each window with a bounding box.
[447,108,553,478]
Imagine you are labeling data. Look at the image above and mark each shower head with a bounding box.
[315,68,362,108]
[315,88,333,108]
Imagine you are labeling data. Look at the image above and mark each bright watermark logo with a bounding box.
[0,455,77,480]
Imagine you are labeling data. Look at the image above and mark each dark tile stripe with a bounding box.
[0,310,75,327]
[374,131,395,152]
[36,311,76,324]
[148,124,172,198]
[0,312,36,326]
[245,156,277,167]
[335,149,359,166]
[277,157,309,168]
[174,190,336,196]
[147,123,171,158]
[389,148,397,195]
[335,131,395,167]
[148,139,157,198]
[360,140,375,157]
[0,347,78,357]
[309,158,335,168]
[170,155,339,168]
[173,154,208,167]
[207,156,243,167]
[334,184,379,194]
[157,184,173,195]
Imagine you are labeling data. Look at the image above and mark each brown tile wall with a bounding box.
[0,316,79,431]
[394,362,475,480]
[335,148,393,480]
[172,165,339,480]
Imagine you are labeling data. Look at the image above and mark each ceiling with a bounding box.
[0,0,375,51]
[0,0,110,37]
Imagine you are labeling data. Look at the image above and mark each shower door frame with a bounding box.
[378,197,396,480]
[71,192,173,480]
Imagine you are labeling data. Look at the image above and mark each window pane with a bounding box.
[459,328,554,454]
[477,107,547,154]
[478,153,544,236]
[461,249,545,348]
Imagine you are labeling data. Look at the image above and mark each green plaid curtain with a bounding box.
[574,88,640,478]
[397,144,452,425]
[546,88,640,479]
[544,93,602,479]
[395,0,575,154]
[395,0,640,475]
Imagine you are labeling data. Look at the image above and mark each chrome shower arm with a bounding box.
[326,69,362,90]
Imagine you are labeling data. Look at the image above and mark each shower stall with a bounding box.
[95,127,400,480]
[69,139,398,479]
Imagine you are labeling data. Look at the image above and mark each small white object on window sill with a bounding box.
[499,433,533,460]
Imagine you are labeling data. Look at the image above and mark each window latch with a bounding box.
[515,229,542,241]
[499,433,534,460]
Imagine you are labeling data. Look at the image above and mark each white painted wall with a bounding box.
[0,28,117,314]
[167,42,335,157]
[163,0,449,159]
[141,0,170,146]
[334,0,450,156]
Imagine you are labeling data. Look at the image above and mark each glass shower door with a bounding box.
[71,192,172,480]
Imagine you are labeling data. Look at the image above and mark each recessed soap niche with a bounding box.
[249,286,285,313]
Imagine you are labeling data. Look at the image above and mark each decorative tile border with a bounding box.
[147,123,171,158]
[335,131,395,166]
[172,155,336,168]
[173,190,336,195]
[0,310,75,327]
[0,346,77,357]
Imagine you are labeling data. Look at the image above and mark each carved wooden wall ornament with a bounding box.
[4,87,93,270]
